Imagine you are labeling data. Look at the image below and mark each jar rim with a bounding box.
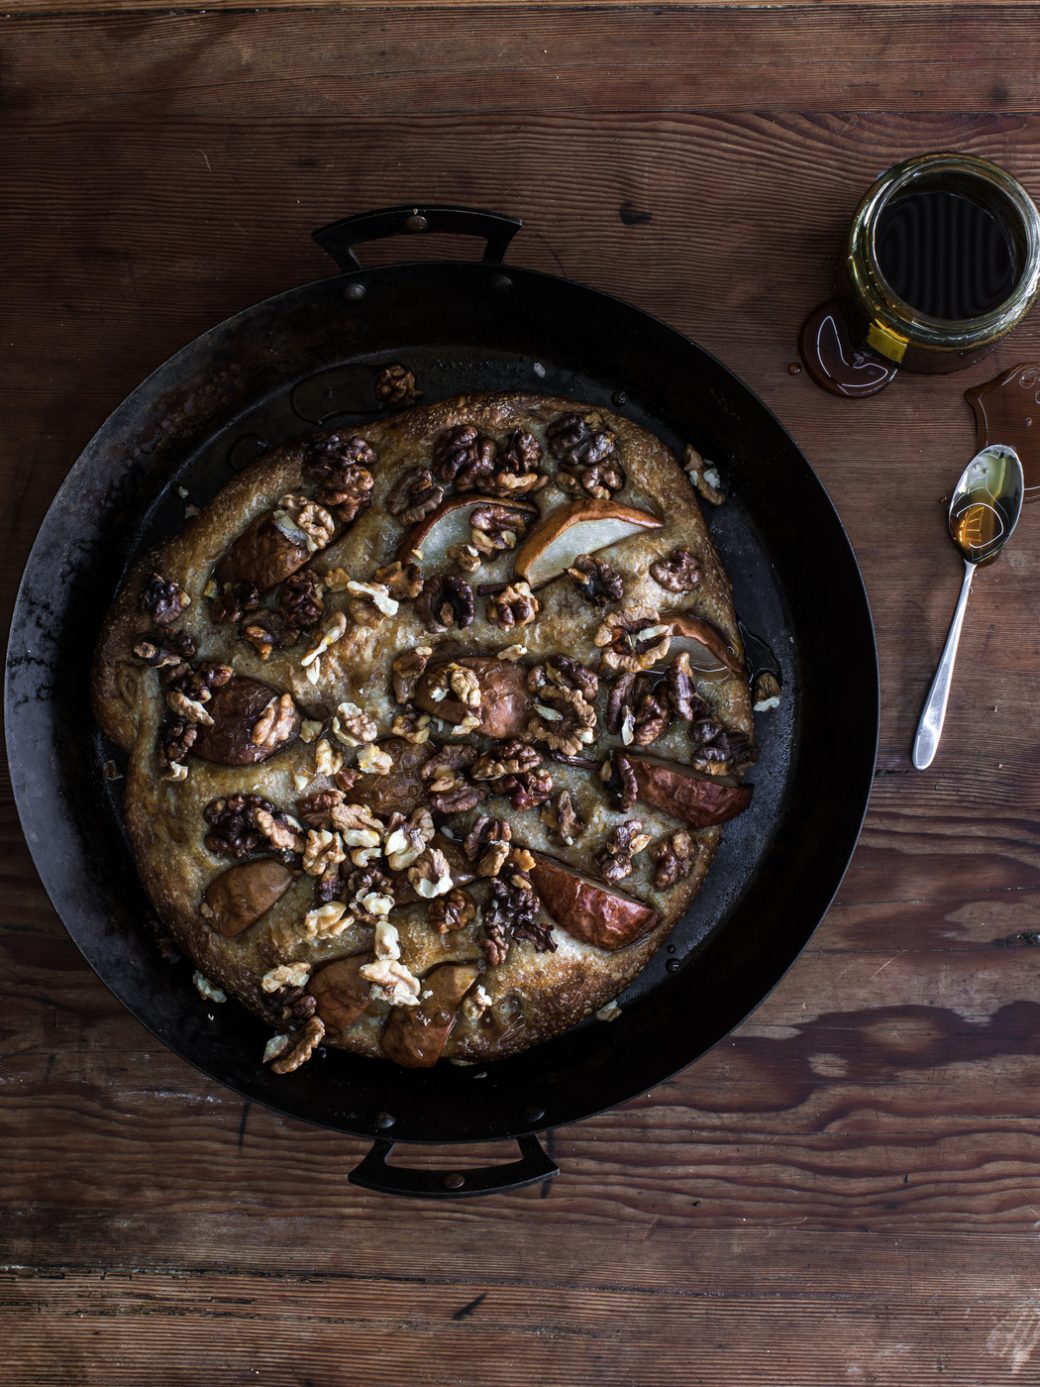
[846,152,1040,352]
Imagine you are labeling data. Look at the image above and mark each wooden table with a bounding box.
[4,2,1040,1382]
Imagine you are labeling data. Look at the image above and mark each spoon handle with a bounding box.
[912,558,976,770]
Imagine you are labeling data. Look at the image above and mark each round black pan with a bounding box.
[5,206,878,1197]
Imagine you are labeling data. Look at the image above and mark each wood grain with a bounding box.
[6,8,1040,115]
[5,3,1040,1384]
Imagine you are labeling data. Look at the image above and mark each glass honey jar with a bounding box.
[801,153,1040,396]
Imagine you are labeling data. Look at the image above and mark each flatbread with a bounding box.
[93,393,756,1070]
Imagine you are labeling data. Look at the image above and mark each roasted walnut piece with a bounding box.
[596,819,653,885]
[304,431,377,480]
[547,411,625,498]
[431,424,497,487]
[527,658,598,757]
[666,652,701,722]
[470,503,533,553]
[160,716,197,766]
[275,570,323,629]
[295,787,344,828]
[251,692,299,752]
[487,581,540,629]
[422,743,477,789]
[321,464,376,524]
[752,670,781,710]
[484,875,554,955]
[416,572,475,631]
[528,686,595,756]
[652,829,697,890]
[140,572,190,625]
[391,645,432,703]
[268,1015,326,1075]
[595,607,671,673]
[380,807,433,872]
[600,751,639,811]
[240,612,297,660]
[204,793,302,865]
[547,410,617,468]
[133,628,196,668]
[429,887,477,934]
[544,654,600,702]
[503,767,554,810]
[471,740,542,782]
[420,744,487,815]
[483,428,546,496]
[606,670,671,748]
[372,560,423,601]
[684,445,725,506]
[278,494,336,550]
[374,363,420,410]
[386,467,444,524]
[650,546,702,593]
[210,580,260,626]
[481,917,510,967]
[566,554,624,607]
[688,716,759,776]
[541,789,586,846]
[464,814,512,862]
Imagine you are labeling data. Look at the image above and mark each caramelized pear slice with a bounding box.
[414,656,533,739]
[381,962,481,1068]
[192,678,300,766]
[397,494,537,568]
[628,752,752,827]
[201,860,295,938]
[309,955,373,1037]
[662,611,745,677]
[215,510,311,593]
[527,850,659,952]
[513,499,662,589]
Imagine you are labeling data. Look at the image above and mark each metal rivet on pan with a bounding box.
[403,213,429,232]
[666,958,682,974]
[492,274,513,291]
[443,1172,465,1190]
[612,390,628,406]
[374,1110,396,1130]
[523,1104,546,1124]
[344,282,367,300]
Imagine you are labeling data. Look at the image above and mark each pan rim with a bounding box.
[5,254,879,1144]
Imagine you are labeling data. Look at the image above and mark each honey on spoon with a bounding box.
[912,444,1024,769]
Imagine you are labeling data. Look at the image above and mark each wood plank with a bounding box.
[9,0,1040,12]
[6,1266,1040,1386]
[3,8,1040,116]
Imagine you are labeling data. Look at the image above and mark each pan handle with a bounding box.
[312,205,523,272]
[348,1134,557,1199]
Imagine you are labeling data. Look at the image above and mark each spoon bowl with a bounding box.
[912,444,1024,770]
[948,443,1024,565]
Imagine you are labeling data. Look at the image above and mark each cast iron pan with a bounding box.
[5,206,878,1198]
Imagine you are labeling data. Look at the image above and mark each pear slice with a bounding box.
[201,859,295,937]
[527,850,659,952]
[627,752,752,827]
[309,955,373,1037]
[192,677,301,766]
[414,655,533,739]
[513,499,662,589]
[381,961,481,1068]
[663,611,745,677]
[397,494,537,568]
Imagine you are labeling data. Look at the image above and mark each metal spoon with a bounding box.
[912,444,1024,770]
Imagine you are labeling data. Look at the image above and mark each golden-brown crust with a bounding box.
[93,393,755,1068]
